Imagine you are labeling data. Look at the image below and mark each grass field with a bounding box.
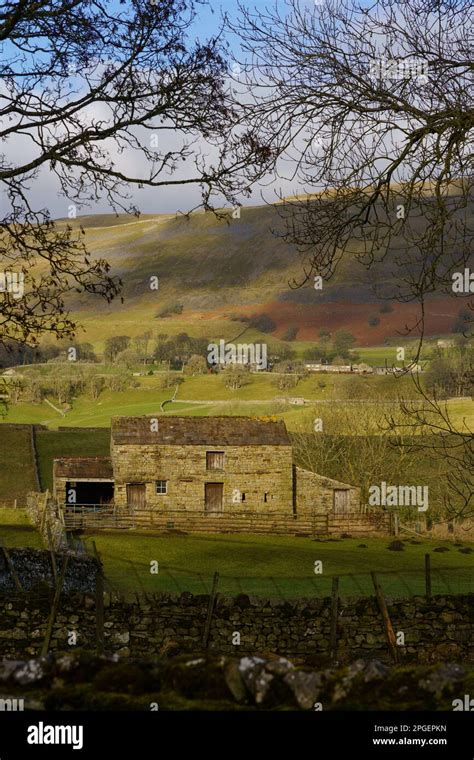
[36,429,110,492]
[81,531,474,598]
[0,508,43,549]
[0,427,37,500]
[1,507,471,597]
[3,364,471,430]
[0,389,471,504]
[0,428,111,501]
[350,345,423,365]
[175,372,413,401]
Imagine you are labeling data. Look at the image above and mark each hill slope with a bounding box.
[51,204,470,349]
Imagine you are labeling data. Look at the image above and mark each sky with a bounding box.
[2,0,318,220]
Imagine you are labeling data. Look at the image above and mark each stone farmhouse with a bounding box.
[52,416,388,535]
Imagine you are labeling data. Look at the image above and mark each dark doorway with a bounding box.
[127,483,146,509]
[65,481,114,507]
[205,483,223,512]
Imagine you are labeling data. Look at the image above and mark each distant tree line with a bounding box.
[301,330,358,364]
[0,341,97,368]
[6,367,136,407]
[425,342,473,399]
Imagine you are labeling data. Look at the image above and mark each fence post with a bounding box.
[330,576,339,661]
[46,525,58,584]
[425,554,432,599]
[95,571,105,655]
[202,572,220,649]
[91,541,105,654]
[371,572,400,664]
[40,490,50,535]
[41,554,69,657]
[393,513,399,536]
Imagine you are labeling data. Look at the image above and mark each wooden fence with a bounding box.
[62,504,391,536]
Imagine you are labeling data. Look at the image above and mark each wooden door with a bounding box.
[334,490,349,514]
[127,483,146,510]
[205,483,223,512]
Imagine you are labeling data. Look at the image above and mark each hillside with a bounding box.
[51,204,468,350]
[0,427,37,502]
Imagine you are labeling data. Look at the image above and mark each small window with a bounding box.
[206,451,225,471]
[241,492,246,502]
[156,480,167,494]
[263,492,269,503]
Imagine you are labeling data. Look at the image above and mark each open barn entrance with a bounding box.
[66,480,114,507]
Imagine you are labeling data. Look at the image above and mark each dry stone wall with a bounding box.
[1,591,472,664]
[25,493,67,551]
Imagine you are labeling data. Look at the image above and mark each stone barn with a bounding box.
[52,416,369,532]
[111,416,296,513]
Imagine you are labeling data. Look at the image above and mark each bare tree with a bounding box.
[222,364,251,389]
[292,402,413,502]
[0,0,271,349]
[232,0,473,349]
[233,0,473,523]
[385,374,473,522]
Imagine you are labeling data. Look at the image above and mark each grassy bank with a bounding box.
[83,532,474,598]
[0,508,43,549]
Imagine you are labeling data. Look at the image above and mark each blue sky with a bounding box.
[2,0,310,219]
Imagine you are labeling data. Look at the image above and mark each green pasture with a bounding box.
[1,367,471,431]
[0,506,471,598]
[0,508,43,549]
[82,532,474,598]
[36,428,110,492]
[0,427,37,500]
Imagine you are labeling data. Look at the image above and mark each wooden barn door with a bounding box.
[127,483,146,510]
[205,483,223,512]
[334,490,349,514]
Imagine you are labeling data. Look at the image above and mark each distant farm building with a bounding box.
[304,363,352,373]
[274,397,306,405]
[52,416,389,536]
[352,363,373,374]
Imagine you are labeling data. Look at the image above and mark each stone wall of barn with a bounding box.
[295,467,360,514]
[111,444,294,512]
[54,478,67,505]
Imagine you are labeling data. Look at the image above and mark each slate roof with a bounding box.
[111,416,291,446]
[53,457,113,479]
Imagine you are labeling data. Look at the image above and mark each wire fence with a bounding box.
[87,550,474,600]
[60,533,474,600]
